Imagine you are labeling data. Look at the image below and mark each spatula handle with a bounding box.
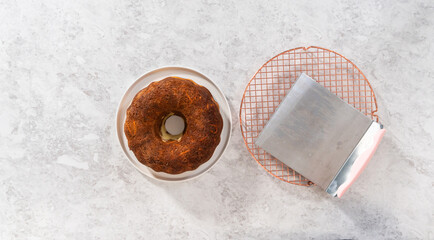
[336,129,386,198]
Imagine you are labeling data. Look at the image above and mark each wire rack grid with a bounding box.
[239,46,379,186]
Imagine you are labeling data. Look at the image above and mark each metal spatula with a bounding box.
[255,73,386,197]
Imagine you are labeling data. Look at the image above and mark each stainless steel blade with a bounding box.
[255,73,373,190]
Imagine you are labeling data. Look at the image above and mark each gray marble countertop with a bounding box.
[1,0,433,239]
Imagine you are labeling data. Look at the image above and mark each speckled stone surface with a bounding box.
[1,0,433,239]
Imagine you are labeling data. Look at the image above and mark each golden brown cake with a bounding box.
[124,77,223,174]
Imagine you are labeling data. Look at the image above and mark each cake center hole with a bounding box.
[164,115,185,136]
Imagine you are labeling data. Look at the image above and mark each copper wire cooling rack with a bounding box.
[239,46,379,186]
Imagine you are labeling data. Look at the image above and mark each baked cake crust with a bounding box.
[124,77,223,174]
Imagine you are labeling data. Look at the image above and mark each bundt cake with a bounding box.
[124,77,223,174]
